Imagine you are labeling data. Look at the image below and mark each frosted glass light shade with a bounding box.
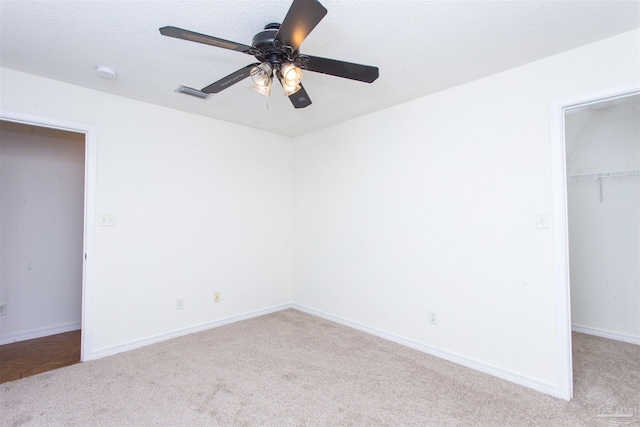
[253,79,272,96]
[282,81,301,96]
[250,62,273,87]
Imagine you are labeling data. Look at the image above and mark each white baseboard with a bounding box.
[0,321,81,345]
[89,303,293,361]
[572,324,640,345]
[88,302,562,399]
[291,304,560,399]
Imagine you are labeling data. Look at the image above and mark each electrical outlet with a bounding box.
[0,303,6,316]
[176,298,184,310]
[429,311,438,325]
[214,292,221,303]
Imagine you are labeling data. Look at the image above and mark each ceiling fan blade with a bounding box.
[304,55,379,83]
[288,84,312,109]
[201,63,259,94]
[159,26,253,54]
[275,0,327,51]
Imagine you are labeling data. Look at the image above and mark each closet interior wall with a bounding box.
[565,94,640,344]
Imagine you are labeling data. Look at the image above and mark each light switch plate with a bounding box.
[98,214,115,227]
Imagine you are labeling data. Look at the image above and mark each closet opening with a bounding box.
[550,84,639,401]
[565,94,639,344]
[564,92,639,414]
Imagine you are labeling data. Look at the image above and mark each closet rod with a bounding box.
[567,169,639,182]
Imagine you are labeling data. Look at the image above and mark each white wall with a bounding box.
[0,68,294,355]
[566,97,639,342]
[0,122,85,342]
[292,29,640,394]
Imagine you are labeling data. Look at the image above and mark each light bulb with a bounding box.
[280,63,303,87]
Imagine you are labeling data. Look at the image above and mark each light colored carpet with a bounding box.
[1,309,638,426]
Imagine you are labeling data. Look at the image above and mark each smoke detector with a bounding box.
[95,65,117,80]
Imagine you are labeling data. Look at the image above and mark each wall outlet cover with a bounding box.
[429,311,438,325]
[0,303,7,316]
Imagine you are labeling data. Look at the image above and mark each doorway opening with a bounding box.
[0,121,86,382]
[0,110,97,370]
[550,83,639,401]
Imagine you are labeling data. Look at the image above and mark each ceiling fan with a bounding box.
[159,0,379,108]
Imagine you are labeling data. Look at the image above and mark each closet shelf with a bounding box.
[567,169,639,182]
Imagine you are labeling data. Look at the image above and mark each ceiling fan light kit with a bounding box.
[160,0,379,108]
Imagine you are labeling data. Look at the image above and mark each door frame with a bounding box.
[0,109,97,362]
[550,82,639,401]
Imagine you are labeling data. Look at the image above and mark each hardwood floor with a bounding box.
[0,330,81,384]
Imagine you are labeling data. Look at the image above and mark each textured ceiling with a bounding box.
[1,0,638,137]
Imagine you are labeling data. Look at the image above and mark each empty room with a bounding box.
[0,0,638,425]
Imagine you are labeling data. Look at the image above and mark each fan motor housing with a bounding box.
[252,27,279,49]
[251,23,303,67]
